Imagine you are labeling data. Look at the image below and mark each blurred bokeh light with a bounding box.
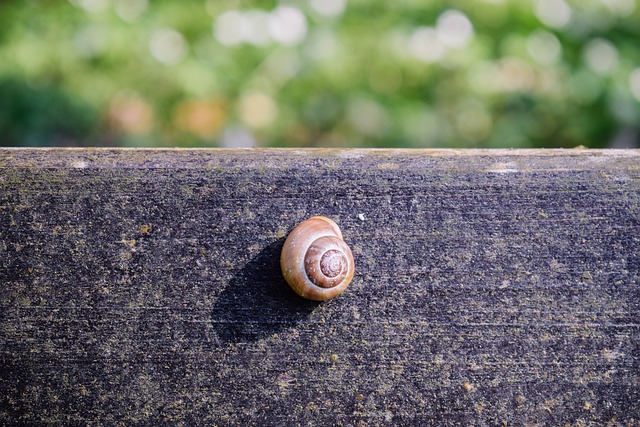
[0,0,638,147]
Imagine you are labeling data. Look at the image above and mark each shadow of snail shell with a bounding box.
[280,216,355,301]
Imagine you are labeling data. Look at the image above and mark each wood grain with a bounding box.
[1,149,639,425]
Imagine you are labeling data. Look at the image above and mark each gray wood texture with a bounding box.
[1,148,639,426]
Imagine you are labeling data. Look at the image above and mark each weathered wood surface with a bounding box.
[1,148,639,426]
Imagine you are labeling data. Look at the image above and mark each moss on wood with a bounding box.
[1,149,639,425]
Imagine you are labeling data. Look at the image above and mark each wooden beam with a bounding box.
[1,149,639,424]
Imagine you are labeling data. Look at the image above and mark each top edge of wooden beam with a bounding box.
[1,148,639,171]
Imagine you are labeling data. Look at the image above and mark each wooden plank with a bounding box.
[1,148,639,425]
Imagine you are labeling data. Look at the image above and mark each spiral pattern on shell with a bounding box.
[280,216,355,301]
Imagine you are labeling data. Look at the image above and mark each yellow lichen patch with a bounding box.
[582,271,593,281]
[463,382,474,392]
[139,224,152,234]
[269,226,288,240]
[120,239,136,247]
[243,207,255,220]
[376,163,399,170]
[78,385,90,397]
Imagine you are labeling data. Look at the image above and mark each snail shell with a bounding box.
[281,216,355,301]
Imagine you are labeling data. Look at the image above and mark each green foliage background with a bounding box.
[0,0,638,148]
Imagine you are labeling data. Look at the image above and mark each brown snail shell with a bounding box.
[280,216,355,301]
